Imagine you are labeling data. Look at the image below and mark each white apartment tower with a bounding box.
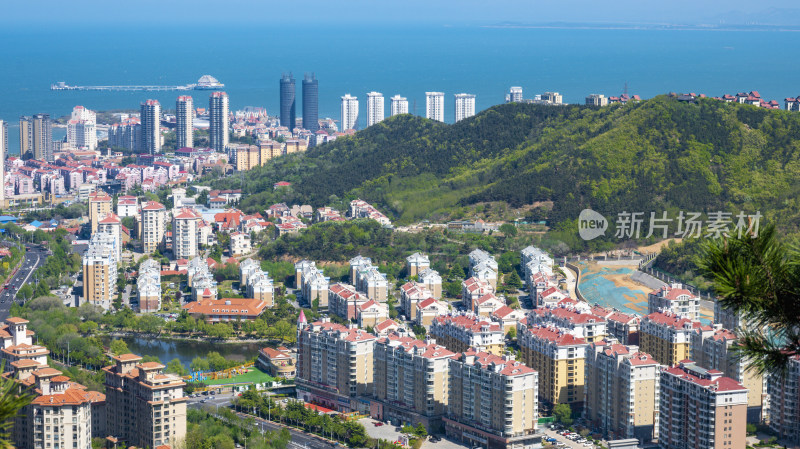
[141,201,167,254]
[454,93,476,122]
[341,94,359,131]
[507,86,523,102]
[390,95,409,116]
[173,208,201,259]
[366,92,385,127]
[67,105,97,151]
[209,91,229,151]
[140,99,161,154]
[176,95,194,149]
[426,92,445,122]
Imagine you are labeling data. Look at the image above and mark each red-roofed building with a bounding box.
[102,353,186,448]
[659,361,748,449]
[296,319,377,413]
[528,303,608,342]
[183,297,268,322]
[371,332,455,431]
[446,351,539,449]
[691,326,766,421]
[648,283,700,320]
[257,347,296,378]
[429,312,505,355]
[517,322,588,411]
[640,311,705,366]
[585,340,659,442]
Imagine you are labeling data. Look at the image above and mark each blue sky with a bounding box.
[3,0,799,27]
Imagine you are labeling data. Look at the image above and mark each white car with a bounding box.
[582,443,593,448]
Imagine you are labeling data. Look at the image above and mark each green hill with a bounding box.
[213,96,800,238]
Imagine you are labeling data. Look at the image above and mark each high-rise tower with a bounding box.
[280,73,296,131]
[140,100,161,154]
[390,95,409,116]
[176,96,194,149]
[341,94,359,131]
[209,92,229,152]
[425,92,444,122]
[302,73,319,133]
[454,93,476,122]
[366,92,384,127]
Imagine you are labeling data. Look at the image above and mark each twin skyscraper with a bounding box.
[280,73,318,133]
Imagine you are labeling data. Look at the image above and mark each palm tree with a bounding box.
[698,225,800,375]
[0,365,32,448]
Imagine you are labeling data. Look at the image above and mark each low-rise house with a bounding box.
[415,298,449,327]
[256,347,296,378]
[400,281,434,321]
[491,305,526,333]
[183,297,268,323]
[357,300,389,328]
[418,268,442,299]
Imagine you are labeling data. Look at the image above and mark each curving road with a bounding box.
[0,244,49,321]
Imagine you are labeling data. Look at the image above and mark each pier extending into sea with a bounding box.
[51,82,193,91]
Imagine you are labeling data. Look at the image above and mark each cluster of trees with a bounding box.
[189,351,250,373]
[235,391,369,447]
[185,408,291,449]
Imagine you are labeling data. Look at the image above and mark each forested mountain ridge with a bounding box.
[211,96,800,236]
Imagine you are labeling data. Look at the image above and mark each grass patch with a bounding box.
[204,368,275,386]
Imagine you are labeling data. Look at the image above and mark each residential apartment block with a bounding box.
[648,283,700,320]
[400,281,434,322]
[9,364,104,449]
[366,91,384,127]
[141,201,167,254]
[445,351,540,449]
[176,95,194,149]
[295,260,329,307]
[528,303,608,343]
[418,268,442,299]
[296,319,377,412]
[454,93,476,122]
[426,92,445,122]
[658,361,748,449]
[585,341,660,443]
[103,353,187,449]
[416,298,449,327]
[691,326,766,422]
[137,258,162,313]
[82,231,119,310]
[172,208,201,259]
[390,95,409,116]
[88,191,112,233]
[767,355,800,447]
[640,311,704,367]
[372,332,454,429]
[406,252,430,278]
[591,305,641,345]
[0,317,49,370]
[517,324,588,411]
[429,312,505,355]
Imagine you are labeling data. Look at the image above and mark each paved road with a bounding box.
[0,245,49,320]
[186,393,337,449]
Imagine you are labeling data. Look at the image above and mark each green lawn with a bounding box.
[204,368,274,386]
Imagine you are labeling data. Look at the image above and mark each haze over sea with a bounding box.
[2,24,800,154]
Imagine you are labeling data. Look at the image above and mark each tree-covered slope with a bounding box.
[213,96,800,233]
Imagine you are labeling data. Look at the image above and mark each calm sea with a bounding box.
[2,25,799,153]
